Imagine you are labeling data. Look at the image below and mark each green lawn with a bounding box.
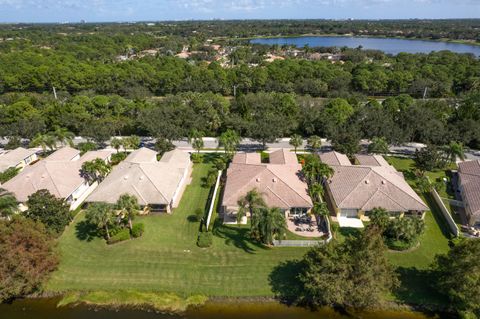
[383,156,452,305]
[46,155,453,305]
[46,162,308,297]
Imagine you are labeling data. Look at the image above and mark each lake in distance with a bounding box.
[250,36,480,56]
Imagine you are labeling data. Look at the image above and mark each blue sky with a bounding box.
[0,0,478,23]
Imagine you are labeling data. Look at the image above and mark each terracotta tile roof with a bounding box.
[326,154,428,212]
[458,160,480,218]
[319,151,351,166]
[87,148,190,206]
[232,152,261,164]
[269,149,299,165]
[0,147,37,172]
[355,154,390,167]
[222,149,312,209]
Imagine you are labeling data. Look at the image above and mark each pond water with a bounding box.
[250,36,480,56]
[0,298,452,319]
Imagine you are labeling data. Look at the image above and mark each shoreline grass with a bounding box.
[57,290,207,312]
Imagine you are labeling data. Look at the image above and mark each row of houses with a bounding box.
[1,147,192,214]
[221,149,428,229]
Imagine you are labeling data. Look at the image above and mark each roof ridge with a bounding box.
[264,186,291,207]
[266,166,311,204]
[361,188,407,211]
[337,167,372,207]
[223,165,268,203]
[43,162,62,197]
[131,184,148,204]
[137,163,169,203]
[370,167,426,207]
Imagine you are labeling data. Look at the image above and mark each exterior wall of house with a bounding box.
[171,160,193,211]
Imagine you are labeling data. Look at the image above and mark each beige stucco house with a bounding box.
[222,149,313,224]
[87,148,192,213]
[3,146,114,210]
[320,151,428,221]
[0,147,38,173]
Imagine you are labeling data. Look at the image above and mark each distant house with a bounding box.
[3,147,114,210]
[457,160,480,226]
[0,147,38,173]
[222,149,313,224]
[320,152,428,223]
[87,148,192,213]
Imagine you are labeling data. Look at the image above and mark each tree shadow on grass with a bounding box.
[75,220,99,242]
[212,218,266,254]
[268,259,305,305]
[394,266,450,315]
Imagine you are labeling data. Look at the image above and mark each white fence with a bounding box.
[205,170,222,230]
[431,188,459,237]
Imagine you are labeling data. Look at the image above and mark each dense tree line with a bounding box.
[1,19,479,42]
[0,50,478,98]
[1,91,479,149]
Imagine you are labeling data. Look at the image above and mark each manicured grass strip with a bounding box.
[46,162,308,297]
[57,290,207,312]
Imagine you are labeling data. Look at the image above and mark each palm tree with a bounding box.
[308,182,324,203]
[0,188,17,220]
[443,141,465,164]
[81,158,111,183]
[189,129,204,155]
[116,193,140,231]
[30,133,56,152]
[85,202,114,240]
[312,202,329,218]
[52,127,74,147]
[237,189,266,237]
[254,207,287,245]
[110,138,123,153]
[218,129,241,158]
[307,135,322,153]
[302,155,334,186]
[289,134,303,154]
[125,135,141,151]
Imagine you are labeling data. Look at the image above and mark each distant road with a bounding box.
[4,136,477,162]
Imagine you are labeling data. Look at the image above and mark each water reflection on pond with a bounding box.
[0,298,452,319]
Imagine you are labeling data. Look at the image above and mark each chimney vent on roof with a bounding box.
[140,176,144,180]
[381,180,386,184]
[364,180,369,184]
[256,177,261,182]
[273,178,277,182]
[124,176,128,180]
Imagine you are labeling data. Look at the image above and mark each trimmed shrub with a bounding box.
[131,223,145,238]
[197,232,212,248]
[108,228,130,244]
[110,152,127,165]
[191,153,203,163]
[194,208,204,222]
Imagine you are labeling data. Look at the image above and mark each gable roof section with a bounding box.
[355,154,390,167]
[320,151,351,166]
[0,147,37,172]
[87,149,190,206]
[232,152,261,164]
[3,147,114,202]
[269,149,298,165]
[125,147,157,163]
[3,161,84,202]
[46,146,80,162]
[327,164,428,212]
[458,160,480,217]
